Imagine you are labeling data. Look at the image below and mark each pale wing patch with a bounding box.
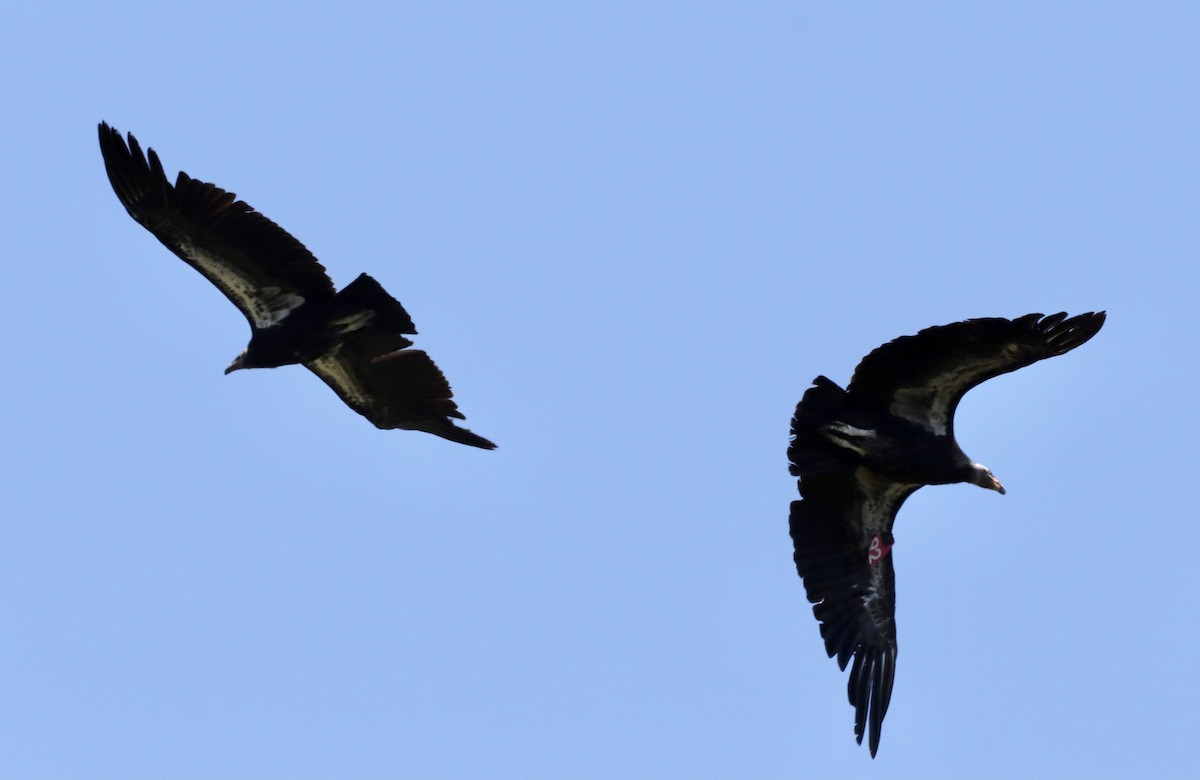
[889,345,1027,435]
[177,240,305,328]
[822,421,877,455]
[307,353,371,411]
[854,468,916,539]
[864,554,889,611]
[853,468,911,613]
[328,310,375,334]
[256,287,306,328]
[890,386,947,434]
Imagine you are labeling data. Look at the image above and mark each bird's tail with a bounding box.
[788,376,850,477]
[327,273,417,337]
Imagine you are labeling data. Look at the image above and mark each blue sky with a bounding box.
[1,2,1197,778]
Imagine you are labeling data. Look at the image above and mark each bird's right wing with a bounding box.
[789,466,917,757]
[98,122,336,329]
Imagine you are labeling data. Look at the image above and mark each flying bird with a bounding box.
[98,122,494,449]
[787,311,1104,757]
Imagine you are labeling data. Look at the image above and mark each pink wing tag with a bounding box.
[867,533,892,564]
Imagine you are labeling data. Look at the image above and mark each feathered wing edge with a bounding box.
[307,344,495,449]
[845,311,1106,435]
[98,122,337,326]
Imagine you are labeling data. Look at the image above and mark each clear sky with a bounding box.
[1,2,1197,778]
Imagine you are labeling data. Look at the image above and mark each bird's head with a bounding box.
[968,463,1006,494]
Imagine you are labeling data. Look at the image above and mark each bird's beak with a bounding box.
[972,465,1006,494]
[224,354,246,375]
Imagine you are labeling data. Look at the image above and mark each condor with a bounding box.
[787,312,1104,756]
[98,123,494,449]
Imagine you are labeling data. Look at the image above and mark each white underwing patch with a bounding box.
[823,421,875,455]
[891,387,947,434]
[854,468,914,537]
[307,355,369,409]
[329,310,375,334]
[255,287,306,328]
[827,422,875,438]
[177,241,305,328]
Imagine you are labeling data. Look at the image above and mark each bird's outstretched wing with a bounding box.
[846,312,1106,436]
[306,330,495,449]
[789,465,917,757]
[98,122,336,329]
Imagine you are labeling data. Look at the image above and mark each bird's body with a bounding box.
[98,122,494,449]
[788,311,1105,756]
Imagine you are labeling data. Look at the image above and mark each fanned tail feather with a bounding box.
[330,273,417,336]
[788,376,849,477]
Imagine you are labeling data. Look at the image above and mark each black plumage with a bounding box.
[98,122,494,449]
[787,312,1105,756]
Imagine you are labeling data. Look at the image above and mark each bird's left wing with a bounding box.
[305,331,495,449]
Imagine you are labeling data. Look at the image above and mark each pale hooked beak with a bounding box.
[972,464,1006,495]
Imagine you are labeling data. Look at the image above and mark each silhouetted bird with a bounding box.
[99,122,494,449]
[788,312,1104,756]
